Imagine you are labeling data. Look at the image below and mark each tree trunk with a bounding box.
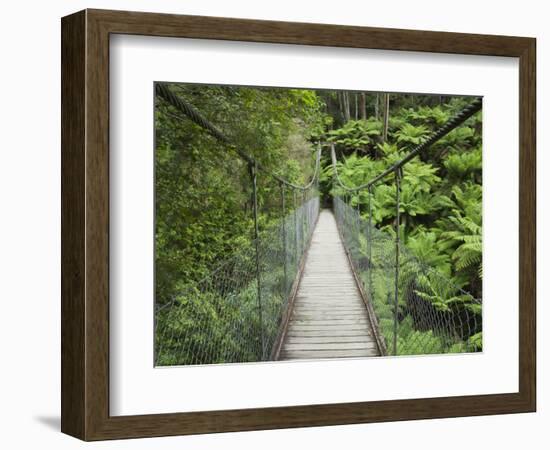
[343,92,351,122]
[382,93,390,142]
[360,92,367,120]
[375,93,379,120]
[337,91,344,122]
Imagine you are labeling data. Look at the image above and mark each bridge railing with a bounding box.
[334,196,481,356]
[155,195,320,366]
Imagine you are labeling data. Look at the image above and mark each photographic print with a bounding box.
[61,11,535,439]
[154,82,483,367]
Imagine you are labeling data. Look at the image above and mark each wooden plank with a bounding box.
[290,319,369,325]
[285,336,374,344]
[291,304,366,309]
[279,210,381,360]
[288,329,370,334]
[292,309,369,314]
[280,349,379,359]
[284,342,378,351]
[292,312,369,320]
[293,302,364,306]
[291,317,369,323]
[293,309,367,314]
[288,328,370,334]
[289,322,370,327]
[294,306,366,317]
[294,298,362,302]
[286,330,372,338]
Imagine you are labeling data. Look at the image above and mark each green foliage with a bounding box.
[327,99,483,300]
[327,118,383,151]
[443,146,482,182]
[393,123,430,146]
[435,184,483,285]
[468,332,483,351]
[155,84,483,364]
[407,105,450,127]
[155,84,326,305]
[414,272,476,313]
[330,96,483,356]
[406,231,451,275]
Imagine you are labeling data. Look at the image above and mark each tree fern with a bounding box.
[394,123,430,147]
[452,236,482,276]
[443,146,482,181]
[407,105,450,127]
[327,118,383,150]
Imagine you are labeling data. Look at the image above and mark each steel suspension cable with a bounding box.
[330,97,482,192]
[156,82,321,191]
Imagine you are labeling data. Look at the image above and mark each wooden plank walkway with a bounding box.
[279,209,380,360]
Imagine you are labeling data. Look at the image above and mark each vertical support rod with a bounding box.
[250,162,265,359]
[280,183,288,296]
[393,169,401,356]
[293,189,299,269]
[383,93,390,142]
[368,186,373,298]
[302,190,307,244]
[342,193,346,240]
[356,194,361,252]
[315,177,319,219]
[344,192,351,242]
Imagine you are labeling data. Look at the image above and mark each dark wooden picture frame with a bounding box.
[61,9,536,441]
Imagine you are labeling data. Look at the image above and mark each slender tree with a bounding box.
[382,93,390,142]
[360,92,367,120]
[342,92,351,122]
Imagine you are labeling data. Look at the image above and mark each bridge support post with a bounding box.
[393,169,401,356]
[368,186,373,299]
[280,183,288,296]
[344,194,348,241]
[250,161,265,360]
[355,196,361,259]
[293,190,299,270]
[302,190,307,246]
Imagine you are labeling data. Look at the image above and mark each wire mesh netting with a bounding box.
[155,195,320,366]
[334,196,482,356]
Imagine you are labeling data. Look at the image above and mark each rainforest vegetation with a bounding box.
[155,83,482,364]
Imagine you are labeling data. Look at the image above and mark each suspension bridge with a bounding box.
[155,83,482,366]
[277,209,381,360]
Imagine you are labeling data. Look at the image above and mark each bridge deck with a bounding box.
[279,209,380,360]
